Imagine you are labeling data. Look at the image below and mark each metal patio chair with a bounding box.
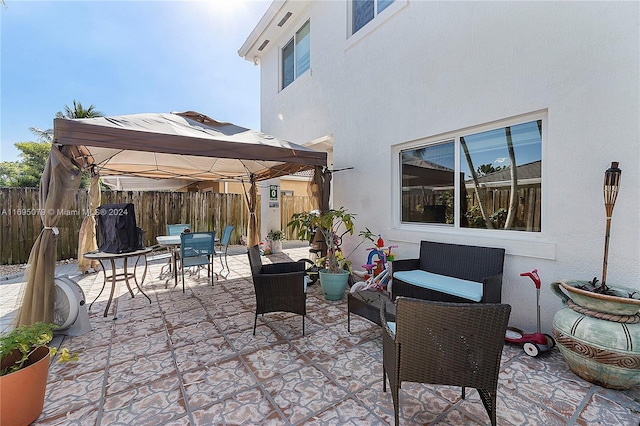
[180,231,216,292]
[217,225,234,276]
[164,223,191,275]
[166,223,191,235]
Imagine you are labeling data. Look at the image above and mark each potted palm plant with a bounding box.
[289,207,355,300]
[1,322,78,425]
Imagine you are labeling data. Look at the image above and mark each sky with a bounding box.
[0,0,271,162]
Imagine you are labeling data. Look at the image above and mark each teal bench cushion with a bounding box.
[393,270,483,302]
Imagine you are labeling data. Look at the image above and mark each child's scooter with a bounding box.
[505,269,555,357]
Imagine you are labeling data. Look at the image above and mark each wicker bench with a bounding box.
[391,241,505,303]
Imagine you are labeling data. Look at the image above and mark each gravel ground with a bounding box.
[0,259,76,278]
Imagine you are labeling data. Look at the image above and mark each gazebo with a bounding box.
[16,111,330,326]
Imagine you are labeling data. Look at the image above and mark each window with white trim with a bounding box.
[282,20,310,90]
[400,118,542,232]
[351,0,394,34]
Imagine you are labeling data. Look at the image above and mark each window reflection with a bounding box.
[400,119,542,232]
[401,141,455,224]
[352,0,394,35]
[461,120,542,231]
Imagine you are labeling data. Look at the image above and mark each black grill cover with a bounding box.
[97,203,143,253]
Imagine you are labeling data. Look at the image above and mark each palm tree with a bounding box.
[28,126,54,143]
[56,100,103,119]
[29,100,103,143]
[461,136,494,229]
[503,127,518,229]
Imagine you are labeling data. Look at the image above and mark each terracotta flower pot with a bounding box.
[0,346,50,426]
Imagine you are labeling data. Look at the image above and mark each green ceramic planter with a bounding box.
[319,269,349,301]
[551,280,640,390]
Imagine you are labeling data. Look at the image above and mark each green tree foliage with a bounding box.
[0,141,51,187]
[0,161,20,187]
[28,100,104,144]
[0,100,103,188]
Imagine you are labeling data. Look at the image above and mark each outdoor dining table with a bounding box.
[156,235,181,287]
[84,247,152,317]
[156,234,220,288]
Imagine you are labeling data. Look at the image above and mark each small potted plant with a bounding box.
[1,322,78,425]
[289,207,356,300]
[266,229,286,253]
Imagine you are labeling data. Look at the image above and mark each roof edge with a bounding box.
[238,0,286,61]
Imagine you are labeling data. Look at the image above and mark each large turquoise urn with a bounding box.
[551,280,640,390]
[318,269,350,301]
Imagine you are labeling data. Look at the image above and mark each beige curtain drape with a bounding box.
[243,174,260,247]
[16,147,81,326]
[77,174,101,273]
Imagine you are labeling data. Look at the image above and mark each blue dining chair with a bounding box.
[166,223,191,236]
[180,231,216,292]
[217,225,234,276]
[164,223,191,277]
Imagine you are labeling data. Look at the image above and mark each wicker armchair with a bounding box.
[381,297,511,425]
[247,245,307,335]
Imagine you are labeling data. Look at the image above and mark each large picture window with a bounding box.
[282,20,310,90]
[401,118,542,232]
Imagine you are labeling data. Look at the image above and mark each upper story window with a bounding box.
[400,117,543,232]
[352,0,394,34]
[282,20,310,90]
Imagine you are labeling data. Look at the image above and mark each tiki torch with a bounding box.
[601,161,622,287]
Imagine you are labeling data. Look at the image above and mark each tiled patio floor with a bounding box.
[1,242,639,425]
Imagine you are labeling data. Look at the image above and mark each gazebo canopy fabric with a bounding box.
[54,111,327,185]
[15,111,328,328]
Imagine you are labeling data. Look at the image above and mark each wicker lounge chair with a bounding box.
[247,245,307,335]
[381,297,511,425]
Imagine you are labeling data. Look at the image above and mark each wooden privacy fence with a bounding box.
[467,186,541,232]
[402,186,541,232]
[0,188,314,265]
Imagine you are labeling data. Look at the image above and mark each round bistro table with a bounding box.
[84,247,152,317]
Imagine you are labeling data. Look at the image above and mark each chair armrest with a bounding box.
[379,301,396,339]
[481,273,503,303]
[391,258,419,272]
[261,261,305,275]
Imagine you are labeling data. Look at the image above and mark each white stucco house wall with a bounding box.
[239,0,639,331]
